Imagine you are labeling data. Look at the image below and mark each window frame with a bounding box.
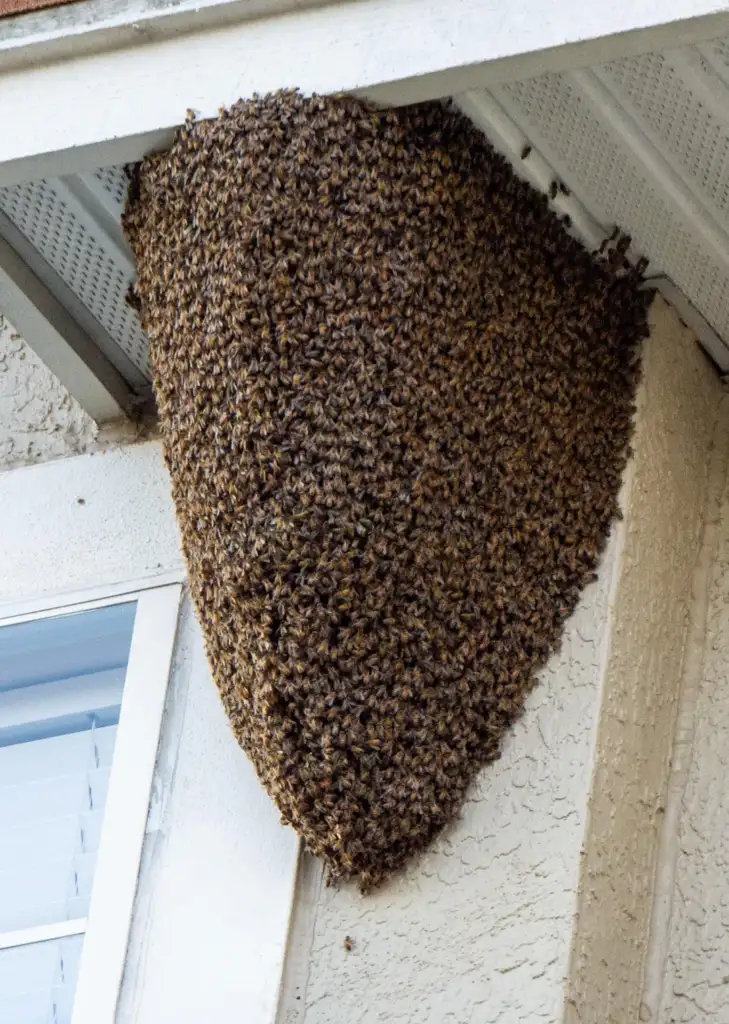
[0,577,182,1024]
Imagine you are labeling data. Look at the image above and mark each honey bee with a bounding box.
[124,89,646,892]
[344,936,354,952]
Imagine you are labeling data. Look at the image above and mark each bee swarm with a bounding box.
[124,92,647,890]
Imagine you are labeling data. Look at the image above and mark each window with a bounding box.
[0,583,181,1024]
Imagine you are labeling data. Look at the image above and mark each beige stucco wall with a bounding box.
[278,297,725,1024]
[0,318,154,472]
[565,298,725,1023]
[656,409,729,1021]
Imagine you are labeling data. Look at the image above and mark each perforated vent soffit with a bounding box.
[0,166,150,392]
[458,33,729,372]
[2,32,729,418]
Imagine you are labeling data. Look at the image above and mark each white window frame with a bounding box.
[0,578,182,1024]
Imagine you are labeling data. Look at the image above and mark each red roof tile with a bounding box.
[0,0,79,17]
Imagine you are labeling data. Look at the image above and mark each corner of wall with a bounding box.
[0,313,159,473]
[565,295,727,1023]
[0,314,98,469]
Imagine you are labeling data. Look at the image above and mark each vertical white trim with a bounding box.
[71,583,182,1024]
[639,396,729,1019]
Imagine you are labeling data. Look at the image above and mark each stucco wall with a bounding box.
[565,298,725,1023]
[656,418,729,1022]
[0,442,299,1024]
[0,316,97,469]
[0,296,725,1024]
[277,297,723,1024]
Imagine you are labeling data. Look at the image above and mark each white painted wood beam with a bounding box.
[0,0,727,183]
[0,234,131,422]
[0,669,124,737]
[72,585,181,1024]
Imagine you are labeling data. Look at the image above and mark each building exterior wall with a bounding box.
[0,315,96,469]
[657,418,729,1022]
[0,298,726,1023]
[277,298,725,1024]
[566,299,725,1023]
[0,440,299,1024]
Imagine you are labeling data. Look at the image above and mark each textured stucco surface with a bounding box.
[0,441,183,603]
[657,427,729,1021]
[566,298,723,1024]
[277,297,722,1024]
[0,317,98,468]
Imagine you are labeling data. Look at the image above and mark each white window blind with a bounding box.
[0,602,136,1024]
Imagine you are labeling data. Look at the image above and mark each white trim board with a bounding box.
[0,571,186,627]
[0,1,727,183]
[71,583,182,1024]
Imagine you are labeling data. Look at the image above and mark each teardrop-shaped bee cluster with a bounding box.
[124,92,647,890]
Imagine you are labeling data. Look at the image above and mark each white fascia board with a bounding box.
[0,0,727,183]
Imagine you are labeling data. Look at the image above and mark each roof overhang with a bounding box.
[0,0,728,184]
[1,0,729,420]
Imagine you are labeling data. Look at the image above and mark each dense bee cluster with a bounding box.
[124,92,647,889]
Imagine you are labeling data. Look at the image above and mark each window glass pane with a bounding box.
[0,603,136,1019]
[0,934,83,1024]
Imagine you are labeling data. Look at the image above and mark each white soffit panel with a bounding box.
[459,31,729,371]
[0,166,151,388]
[6,30,729,391]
